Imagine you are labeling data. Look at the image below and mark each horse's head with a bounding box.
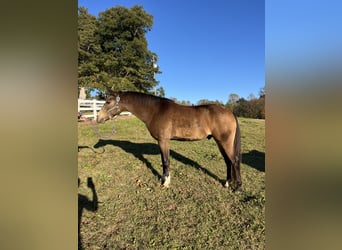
[96,92,123,123]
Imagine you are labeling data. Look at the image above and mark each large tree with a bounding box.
[78,7,101,91]
[78,6,160,94]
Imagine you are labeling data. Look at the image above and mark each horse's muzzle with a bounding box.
[96,117,105,123]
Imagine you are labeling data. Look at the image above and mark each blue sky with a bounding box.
[79,0,265,104]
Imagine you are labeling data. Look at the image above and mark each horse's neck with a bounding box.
[124,94,154,123]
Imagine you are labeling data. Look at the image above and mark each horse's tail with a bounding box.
[233,114,242,187]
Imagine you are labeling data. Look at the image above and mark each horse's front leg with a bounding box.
[158,139,171,187]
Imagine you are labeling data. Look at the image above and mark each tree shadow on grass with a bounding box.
[242,150,265,172]
[93,139,223,185]
[78,177,98,250]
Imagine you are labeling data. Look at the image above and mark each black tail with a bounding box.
[233,114,242,188]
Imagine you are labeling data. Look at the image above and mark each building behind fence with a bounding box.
[78,99,131,119]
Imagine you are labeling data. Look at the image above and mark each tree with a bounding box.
[78,5,161,94]
[230,89,265,119]
[225,86,265,119]
[197,99,211,105]
[78,7,101,91]
[228,93,239,104]
[226,93,240,111]
[248,93,256,100]
[96,6,159,93]
[169,98,191,105]
[257,86,265,118]
[197,99,223,105]
[156,86,165,97]
[259,86,265,98]
[256,97,265,119]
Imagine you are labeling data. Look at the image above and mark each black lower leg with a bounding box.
[234,160,242,190]
[219,146,232,185]
[158,140,170,184]
[162,159,170,179]
[226,164,232,183]
[231,162,237,188]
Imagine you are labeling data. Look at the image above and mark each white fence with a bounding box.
[78,99,131,119]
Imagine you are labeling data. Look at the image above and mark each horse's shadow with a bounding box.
[242,150,265,172]
[93,139,222,184]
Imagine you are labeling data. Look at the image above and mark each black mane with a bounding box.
[119,91,175,105]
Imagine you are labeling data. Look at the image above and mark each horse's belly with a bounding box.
[171,126,208,141]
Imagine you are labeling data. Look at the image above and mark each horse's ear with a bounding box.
[107,89,116,96]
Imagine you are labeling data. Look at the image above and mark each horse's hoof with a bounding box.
[161,175,171,188]
[161,183,170,188]
[224,180,234,189]
[233,185,242,194]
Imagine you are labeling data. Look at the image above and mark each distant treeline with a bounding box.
[226,94,265,119]
[172,87,265,120]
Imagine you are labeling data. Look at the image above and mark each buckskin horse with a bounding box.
[96,91,242,191]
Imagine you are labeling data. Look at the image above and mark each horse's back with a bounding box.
[158,102,236,141]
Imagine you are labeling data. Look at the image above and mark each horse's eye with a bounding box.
[105,101,110,104]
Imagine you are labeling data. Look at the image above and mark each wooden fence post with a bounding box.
[93,99,97,119]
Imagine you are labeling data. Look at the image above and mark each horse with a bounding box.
[96,91,242,191]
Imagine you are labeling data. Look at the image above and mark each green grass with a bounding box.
[78,116,265,249]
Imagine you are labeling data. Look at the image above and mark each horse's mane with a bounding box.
[110,91,223,109]
[119,91,175,105]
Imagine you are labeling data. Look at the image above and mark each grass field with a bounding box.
[78,116,265,249]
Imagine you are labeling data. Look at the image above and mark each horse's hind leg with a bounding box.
[233,154,242,192]
[215,139,235,189]
[226,144,242,192]
[215,138,243,191]
[158,139,171,187]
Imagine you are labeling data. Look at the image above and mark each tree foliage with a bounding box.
[78,6,160,95]
[78,7,101,91]
[226,93,240,111]
[226,87,265,119]
[197,99,224,106]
